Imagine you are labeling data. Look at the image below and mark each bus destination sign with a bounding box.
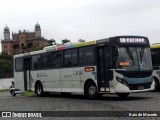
[120,38,145,43]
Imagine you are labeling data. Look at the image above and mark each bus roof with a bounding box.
[151,43,160,49]
[14,35,149,58]
[14,40,97,58]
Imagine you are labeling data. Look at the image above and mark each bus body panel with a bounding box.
[14,72,24,91]
[61,67,82,93]
[153,70,160,80]
[44,69,61,92]
[80,66,98,92]
[151,43,160,90]
[30,70,45,90]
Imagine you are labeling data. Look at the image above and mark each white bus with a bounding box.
[14,36,154,99]
[151,43,160,91]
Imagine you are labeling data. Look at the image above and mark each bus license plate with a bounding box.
[137,85,144,90]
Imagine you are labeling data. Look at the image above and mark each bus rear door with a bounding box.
[24,57,31,90]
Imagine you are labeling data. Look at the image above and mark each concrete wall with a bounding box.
[0,78,14,89]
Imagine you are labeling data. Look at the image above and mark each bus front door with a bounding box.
[97,46,110,92]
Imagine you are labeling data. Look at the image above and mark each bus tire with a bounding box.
[154,77,160,91]
[35,82,44,97]
[117,93,129,98]
[84,82,98,99]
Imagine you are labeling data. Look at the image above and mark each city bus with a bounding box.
[14,36,154,99]
[151,43,160,91]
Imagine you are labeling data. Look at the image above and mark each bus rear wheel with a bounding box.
[117,93,129,98]
[84,82,98,99]
[36,83,44,97]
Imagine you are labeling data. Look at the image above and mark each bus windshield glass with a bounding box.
[116,47,152,71]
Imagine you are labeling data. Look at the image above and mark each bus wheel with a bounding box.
[154,78,160,91]
[85,82,98,99]
[36,83,44,97]
[117,93,129,98]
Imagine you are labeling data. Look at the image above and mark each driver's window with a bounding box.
[112,45,118,61]
[112,45,118,68]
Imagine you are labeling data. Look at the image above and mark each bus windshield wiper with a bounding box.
[126,47,134,65]
[140,47,145,63]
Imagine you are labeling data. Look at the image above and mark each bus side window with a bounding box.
[79,46,94,66]
[52,51,63,68]
[32,55,41,70]
[15,58,23,71]
[41,53,52,69]
[151,49,160,70]
[64,49,78,67]
[41,54,48,69]
[56,52,63,67]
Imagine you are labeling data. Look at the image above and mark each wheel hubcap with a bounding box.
[37,85,42,94]
[89,86,96,95]
[154,80,157,88]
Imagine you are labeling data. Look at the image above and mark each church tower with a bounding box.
[35,22,41,37]
[4,25,10,40]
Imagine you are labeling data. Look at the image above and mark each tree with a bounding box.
[0,53,13,78]
[78,39,85,42]
[30,45,43,51]
[48,38,56,46]
[62,39,70,44]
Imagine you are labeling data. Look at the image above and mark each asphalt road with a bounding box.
[0,91,160,120]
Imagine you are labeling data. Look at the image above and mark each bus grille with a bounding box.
[128,82,152,90]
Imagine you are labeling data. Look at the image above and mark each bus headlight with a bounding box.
[116,77,128,86]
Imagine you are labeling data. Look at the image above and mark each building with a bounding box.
[1,23,49,56]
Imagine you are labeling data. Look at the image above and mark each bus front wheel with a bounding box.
[35,82,44,97]
[117,93,129,98]
[154,77,160,91]
[84,82,98,99]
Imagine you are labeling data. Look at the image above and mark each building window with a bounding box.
[4,45,7,50]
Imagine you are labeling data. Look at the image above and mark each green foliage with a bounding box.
[62,39,70,44]
[48,39,56,46]
[78,39,85,42]
[0,53,13,78]
[0,89,10,92]
[30,45,43,51]
[21,91,36,96]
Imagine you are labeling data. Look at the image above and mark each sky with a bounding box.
[0,0,160,51]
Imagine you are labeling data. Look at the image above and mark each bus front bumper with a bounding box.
[115,80,155,93]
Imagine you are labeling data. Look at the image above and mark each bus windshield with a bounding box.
[116,47,152,71]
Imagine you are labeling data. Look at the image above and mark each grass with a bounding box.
[0,89,10,92]
[0,89,36,97]
[21,90,36,97]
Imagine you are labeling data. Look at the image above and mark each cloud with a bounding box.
[0,0,160,47]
